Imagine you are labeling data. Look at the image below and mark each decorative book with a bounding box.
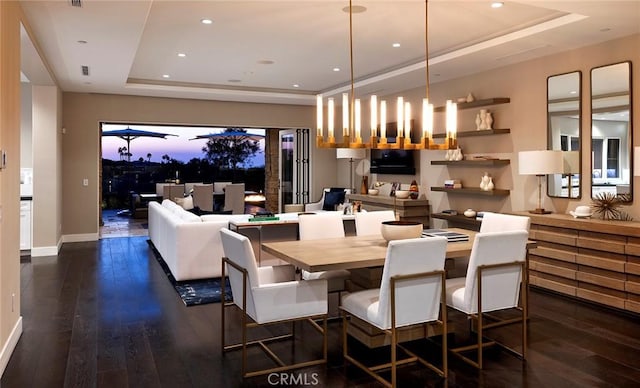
[422,228,469,242]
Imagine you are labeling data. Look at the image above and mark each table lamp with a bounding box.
[518,150,564,214]
[337,148,366,193]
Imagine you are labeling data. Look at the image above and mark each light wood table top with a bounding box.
[261,228,476,273]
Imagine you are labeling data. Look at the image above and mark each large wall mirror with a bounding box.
[591,61,632,200]
[547,71,581,198]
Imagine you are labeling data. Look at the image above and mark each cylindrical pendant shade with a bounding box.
[518,150,564,175]
[336,148,366,160]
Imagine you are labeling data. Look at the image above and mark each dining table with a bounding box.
[261,228,479,273]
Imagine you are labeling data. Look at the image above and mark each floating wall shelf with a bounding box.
[430,187,510,196]
[431,159,510,166]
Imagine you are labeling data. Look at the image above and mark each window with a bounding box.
[592,137,620,179]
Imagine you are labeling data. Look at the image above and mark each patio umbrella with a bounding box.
[102,128,177,161]
[189,131,265,142]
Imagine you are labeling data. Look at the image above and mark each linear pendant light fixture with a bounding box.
[316,0,457,150]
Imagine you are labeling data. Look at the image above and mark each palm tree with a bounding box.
[146,153,152,162]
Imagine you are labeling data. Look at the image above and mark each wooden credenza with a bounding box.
[519,212,640,314]
[346,193,430,226]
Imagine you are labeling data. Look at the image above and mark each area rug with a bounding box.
[148,240,232,306]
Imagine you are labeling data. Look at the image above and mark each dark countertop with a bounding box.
[20,196,32,201]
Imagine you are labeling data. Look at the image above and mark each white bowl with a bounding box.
[380,221,423,242]
[368,189,379,196]
[394,190,410,199]
[570,205,593,218]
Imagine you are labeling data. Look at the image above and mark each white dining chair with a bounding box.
[220,228,328,378]
[192,184,214,212]
[341,236,449,386]
[479,212,530,233]
[298,212,351,293]
[445,230,529,369]
[224,183,245,214]
[354,210,396,237]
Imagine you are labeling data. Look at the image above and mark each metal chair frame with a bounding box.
[341,270,448,388]
[450,260,527,369]
[220,257,328,378]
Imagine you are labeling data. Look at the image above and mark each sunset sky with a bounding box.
[101,124,265,167]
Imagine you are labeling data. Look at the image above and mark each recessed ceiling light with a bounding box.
[491,2,504,8]
[392,43,401,48]
[293,84,300,88]
[333,68,341,72]
[257,59,274,65]
[342,5,367,13]
[600,27,611,32]
[228,79,242,83]
[201,18,213,25]
[177,53,186,58]
[162,74,170,78]
[570,91,577,94]
[77,40,87,44]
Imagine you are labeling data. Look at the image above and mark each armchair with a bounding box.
[220,228,328,378]
[445,230,529,369]
[341,237,449,386]
[305,187,351,212]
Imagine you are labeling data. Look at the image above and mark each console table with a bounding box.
[346,194,430,226]
[520,212,640,315]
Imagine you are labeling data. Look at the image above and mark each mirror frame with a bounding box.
[590,61,633,202]
[547,70,582,199]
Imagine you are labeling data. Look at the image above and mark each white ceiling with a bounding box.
[19,0,640,106]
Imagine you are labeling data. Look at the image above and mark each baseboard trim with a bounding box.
[62,233,99,243]
[0,316,23,378]
[30,245,59,257]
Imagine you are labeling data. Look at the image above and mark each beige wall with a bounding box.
[0,0,23,375]
[364,34,639,221]
[32,85,62,252]
[61,93,339,236]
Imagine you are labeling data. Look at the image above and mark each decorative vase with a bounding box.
[487,177,494,191]
[409,180,419,199]
[479,109,488,130]
[444,149,452,161]
[466,92,475,102]
[485,112,494,130]
[480,172,490,191]
[454,148,463,161]
[360,176,369,195]
[475,114,482,130]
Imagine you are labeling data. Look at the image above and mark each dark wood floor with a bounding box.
[3,236,640,387]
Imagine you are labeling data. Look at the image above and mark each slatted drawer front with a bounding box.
[530,271,577,296]
[576,266,625,291]
[627,293,640,314]
[626,274,640,295]
[531,245,576,263]
[577,231,626,254]
[576,248,626,273]
[577,282,626,310]
[531,226,577,246]
[529,256,576,280]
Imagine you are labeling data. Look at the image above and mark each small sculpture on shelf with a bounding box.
[409,180,419,199]
[478,109,493,130]
[479,172,494,191]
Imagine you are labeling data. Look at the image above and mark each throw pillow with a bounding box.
[175,195,194,210]
[322,190,345,211]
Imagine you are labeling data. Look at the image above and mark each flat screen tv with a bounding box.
[370,149,416,175]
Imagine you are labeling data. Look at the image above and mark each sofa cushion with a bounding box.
[175,195,194,210]
[323,188,346,211]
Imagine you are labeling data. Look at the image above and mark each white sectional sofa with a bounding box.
[148,199,244,281]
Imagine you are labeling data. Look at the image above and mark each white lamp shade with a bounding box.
[336,148,366,160]
[563,151,580,174]
[518,150,564,175]
[634,146,640,176]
